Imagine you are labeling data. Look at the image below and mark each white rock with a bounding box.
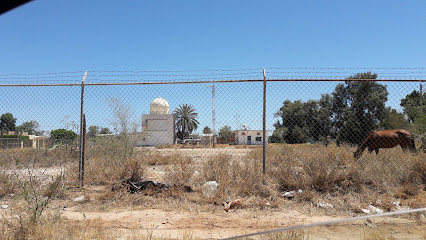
[368,205,383,214]
[317,201,334,208]
[1,205,8,209]
[361,208,370,214]
[73,196,85,202]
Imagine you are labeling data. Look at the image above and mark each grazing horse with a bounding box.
[354,129,416,159]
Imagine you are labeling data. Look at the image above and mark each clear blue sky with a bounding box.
[1,1,425,134]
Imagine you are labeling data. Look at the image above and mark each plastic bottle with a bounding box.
[201,181,219,197]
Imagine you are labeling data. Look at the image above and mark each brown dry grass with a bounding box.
[1,215,189,240]
[0,141,425,240]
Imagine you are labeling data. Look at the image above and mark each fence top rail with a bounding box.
[0,78,425,87]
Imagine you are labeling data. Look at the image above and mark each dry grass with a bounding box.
[199,153,279,202]
[1,215,193,240]
[361,229,397,240]
[262,230,305,240]
[0,170,16,198]
[1,141,425,240]
[255,144,425,196]
[165,155,195,186]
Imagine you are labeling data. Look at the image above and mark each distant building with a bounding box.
[201,133,215,145]
[29,135,49,149]
[233,130,270,145]
[136,97,175,146]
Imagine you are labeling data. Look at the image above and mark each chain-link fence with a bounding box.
[0,69,425,238]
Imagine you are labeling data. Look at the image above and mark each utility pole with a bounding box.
[79,70,88,188]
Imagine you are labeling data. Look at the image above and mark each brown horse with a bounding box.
[354,129,416,159]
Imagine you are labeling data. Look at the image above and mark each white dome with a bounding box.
[150,96,170,114]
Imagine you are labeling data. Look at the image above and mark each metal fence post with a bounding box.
[421,83,423,113]
[263,68,266,175]
[79,71,87,188]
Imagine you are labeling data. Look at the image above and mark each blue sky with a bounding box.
[0,1,425,134]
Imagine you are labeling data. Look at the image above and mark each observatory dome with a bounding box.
[150,96,170,114]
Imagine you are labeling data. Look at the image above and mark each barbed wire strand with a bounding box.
[1,78,425,87]
[221,207,426,240]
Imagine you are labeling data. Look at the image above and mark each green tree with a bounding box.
[0,113,17,132]
[88,125,99,138]
[218,125,233,142]
[317,94,333,140]
[380,107,409,130]
[330,83,347,139]
[400,90,426,122]
[333,72,388,145]
[50,129,78,143]
[99,127,112,134]
[273,99,330,144]
[412,115,426,134]
[202,126,212,134]
[173,104,199,139]
[16,120,42,135]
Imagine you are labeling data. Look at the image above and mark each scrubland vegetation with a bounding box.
[0,139,424,239]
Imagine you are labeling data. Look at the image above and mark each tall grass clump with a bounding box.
[262,144,425,199]
[83,137,147,184]
[0,168,16,198]
[263,144,363,194]
[165,154,194,186]
[0,216,110,240]
[82,97,146,185]
[201,153,278,201]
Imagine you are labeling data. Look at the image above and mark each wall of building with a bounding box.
[137,114,175,146]
[234,130,269,145]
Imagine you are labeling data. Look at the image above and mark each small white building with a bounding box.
[201,133,215,145]
[136,97,175,146]
[233,130,270,145]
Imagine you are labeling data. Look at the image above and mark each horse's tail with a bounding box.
[411,137,416,152]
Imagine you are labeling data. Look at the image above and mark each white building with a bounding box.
[233,130,270,145]
[137,97,175,146]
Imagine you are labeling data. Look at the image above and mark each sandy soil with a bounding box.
[60,202,425,239]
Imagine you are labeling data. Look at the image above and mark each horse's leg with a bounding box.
[375,148,379,154]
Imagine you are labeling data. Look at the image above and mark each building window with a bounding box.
[241,132,245,136]
[257,132,261,135]
[256,137,262,141]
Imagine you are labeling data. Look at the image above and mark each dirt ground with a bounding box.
[59,194,425,239]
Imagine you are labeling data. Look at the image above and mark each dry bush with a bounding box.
[200,153,279,201]
[263,144,361,194]
[263,230,305,240]
[0,148,75,169]
[0,171,16,198]
[83,136,148,185]
[262,143,426,200]
[2,215,196,240]
[165,155,194,186]
[143,152,182,166]
[361,229,397,240]
[0,216,109,240]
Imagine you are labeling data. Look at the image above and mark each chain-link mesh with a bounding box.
[0,70,425,238]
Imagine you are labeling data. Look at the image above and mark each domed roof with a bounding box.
[150,96,170,114]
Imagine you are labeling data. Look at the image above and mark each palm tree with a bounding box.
[173,104,199,139]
